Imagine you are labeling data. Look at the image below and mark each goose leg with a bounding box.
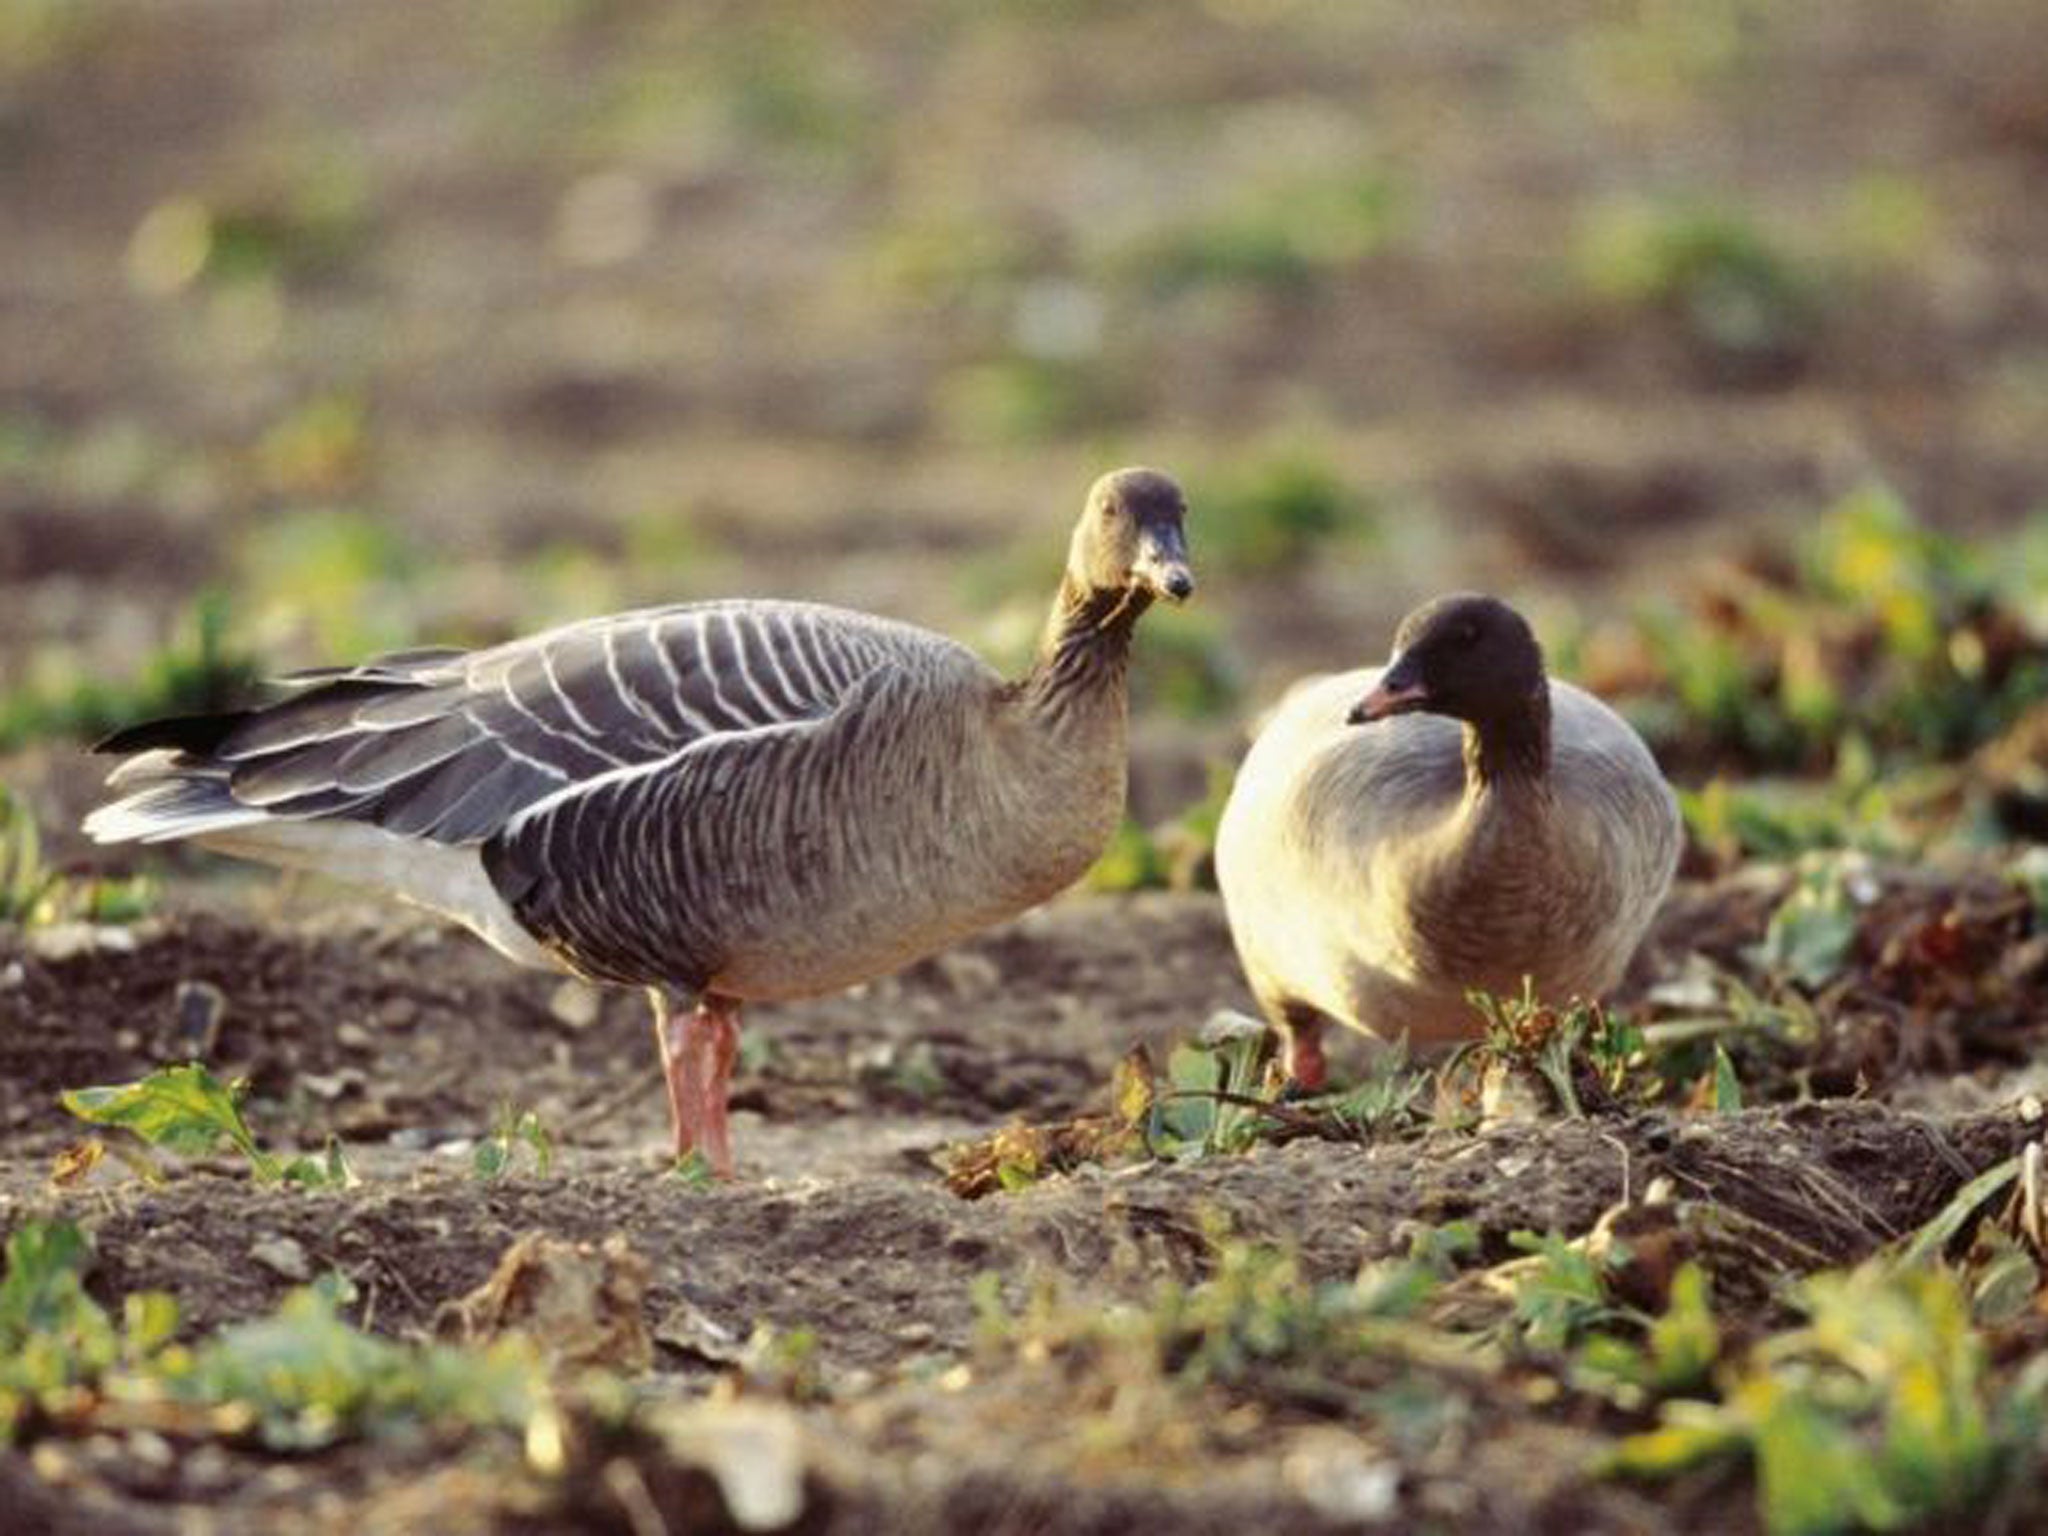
[650,989,743,1176]
[1279,1003,1329,1093]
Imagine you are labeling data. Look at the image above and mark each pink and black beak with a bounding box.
[1347,661,1429,725]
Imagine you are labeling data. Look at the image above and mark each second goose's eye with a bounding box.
[1453,623,1479,647]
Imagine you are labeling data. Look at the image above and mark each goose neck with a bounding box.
[1461,689,1553,797]
[1018,576,1144,726]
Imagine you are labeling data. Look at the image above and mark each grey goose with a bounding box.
[1214,593,1679,1088]
[86,467,1195,1174]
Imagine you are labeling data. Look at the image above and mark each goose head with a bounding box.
[1348,593,1545,730]
[1069,467,1195,608]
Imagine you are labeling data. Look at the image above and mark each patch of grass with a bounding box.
[61,1062,357,1188]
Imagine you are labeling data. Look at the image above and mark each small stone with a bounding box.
[931,950,1000,997]
[892,1321,936,1346]
[376,998,420,1031]
[0,960,24,988]
[2022,1095,2045,1125]
[335,1022,376,1052]
[250,1235,311,1282]
[168,980,227,1059]
[1282,1429,1400,1523]
[300,1068,364,1101]
[26,923,137,961]
[549,979,602,1030]
[1195,1008,1267,1049]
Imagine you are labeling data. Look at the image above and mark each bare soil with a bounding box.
[2,879,2043,1535]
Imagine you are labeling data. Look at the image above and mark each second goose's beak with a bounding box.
[1132,531,1195,604]
[1348,664,1429,725]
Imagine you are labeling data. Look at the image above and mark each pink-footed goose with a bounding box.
[1215,593,1680,1088]
[85,467,1194,1175]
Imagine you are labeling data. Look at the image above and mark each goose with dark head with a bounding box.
[1217,592,1678,1091]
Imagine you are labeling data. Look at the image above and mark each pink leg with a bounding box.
[1284,1013,1329,1093]
[651,991,742,1177]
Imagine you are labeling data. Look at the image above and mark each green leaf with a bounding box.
[1896,1155,2021,1266]
[669,1150,716,1187]
[1755,859,1863,989]
[1712,1044,1743,1113]
[61,1063,278,1177]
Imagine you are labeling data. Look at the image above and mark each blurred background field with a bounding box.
[4,0,2048,829]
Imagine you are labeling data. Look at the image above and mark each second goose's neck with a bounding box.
[1460,688,1554,800]
[1018,576,1146,734]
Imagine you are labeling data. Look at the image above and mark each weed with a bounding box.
[473,1104,555,1182]
[61,1062,356,1187]
[1499,1229,1630,1354]
[0,1220,176,1443]
[1319,1042,1431,1139]
[1465,980,1646,1115]
[1753,854,1872,990]
[176,1275,545,1451]
[1609,1263,2048,1536]
[1604,489,2048,777]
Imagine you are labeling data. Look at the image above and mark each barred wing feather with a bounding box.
[86,601,964,848]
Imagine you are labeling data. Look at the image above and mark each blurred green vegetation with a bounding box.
[1581,485,2048,777]
[1574,198,1816,381]
[1192,450,1376,575]
[0,596,257,752]
[1114,167,1403,300]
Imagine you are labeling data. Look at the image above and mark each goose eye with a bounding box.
[1453,623,1479,647]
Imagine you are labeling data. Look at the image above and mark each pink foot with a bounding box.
[652,990,742,1176]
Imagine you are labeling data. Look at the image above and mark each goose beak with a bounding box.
[1132,532,1195,604]
[1348,672,1429,725]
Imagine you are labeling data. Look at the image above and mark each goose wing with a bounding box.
[88,601,967,847]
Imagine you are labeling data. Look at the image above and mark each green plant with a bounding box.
[1467,980,1645,1115]
[1120,169,1401,299]
[1753,854,1869,990]
[1575,199,1815,378]
[0,595,258,750]
[1609,1263,2048,1536]
[473,1105,555,1181]
[1500,1229,1629,1354]
[174,1275,545,1450]
[0,1221,177,1443]
[61,1063,356,1187]
[1146,1015,1272,1158]
[1193,452,1374,575]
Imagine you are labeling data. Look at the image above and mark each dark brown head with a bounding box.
[1348,594,1546,733]
[1068,467,1195,606]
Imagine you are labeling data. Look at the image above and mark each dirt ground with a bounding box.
[2,874,2044,1534]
